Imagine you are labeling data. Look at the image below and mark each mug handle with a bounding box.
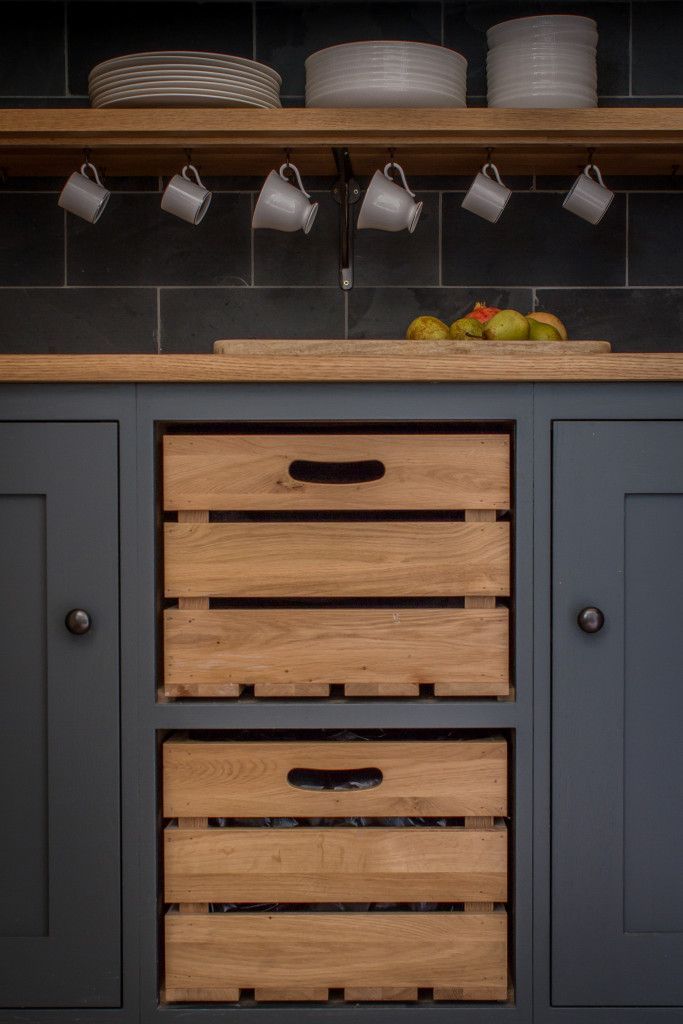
[279,162,310,198]
[481,162,504,186]
[80,162,104,186]
[584,163,606,187]
[182,163,206,188]
[383,161,415,198]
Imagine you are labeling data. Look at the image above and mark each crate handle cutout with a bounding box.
[287,767,383,791]
[288,459,386,485]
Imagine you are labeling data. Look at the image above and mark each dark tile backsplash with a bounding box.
[0,0,681,352]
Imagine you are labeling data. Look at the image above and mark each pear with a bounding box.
[483,309,530,341]
[449,316,484,340]
[525,310,567,340]
[406,315,450,341]
[527,317,562,342]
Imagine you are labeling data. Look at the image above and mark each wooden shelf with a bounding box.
[0,107,682,177]
[2,352,683,383]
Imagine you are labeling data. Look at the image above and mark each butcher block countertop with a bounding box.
[1,345,683,383]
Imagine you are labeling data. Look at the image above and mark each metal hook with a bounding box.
[486,148,494,170]
[83,147,91,166]
[587,148,596,172]
[0,167,7,186]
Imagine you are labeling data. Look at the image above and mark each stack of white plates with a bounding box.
[486,15,598,108]
[305,41,467,108]
[89,51,282,108]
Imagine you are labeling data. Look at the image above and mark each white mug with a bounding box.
[357,162,422,233]
[563,164,614,225]
[161,164,212,225]
[58,162,110,223]
[252,163,318,233]
[461,163,511,223]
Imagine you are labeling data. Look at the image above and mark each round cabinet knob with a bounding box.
[577,606,604,634]
[65,609,92,635]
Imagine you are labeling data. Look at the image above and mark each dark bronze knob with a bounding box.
[65,609,92,635]
[577,607,604,633]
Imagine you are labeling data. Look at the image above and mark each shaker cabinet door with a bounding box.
[552,421,683,1007]
[0,423,120,1007]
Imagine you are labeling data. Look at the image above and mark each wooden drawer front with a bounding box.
[163,433,510,511]
[164,607,509,697]
[164,911,508,1002]
[163,740,508,818]
[164,521,510,598]
[164,825,507,904]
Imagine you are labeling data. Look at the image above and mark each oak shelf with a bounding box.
[0,107,681,177]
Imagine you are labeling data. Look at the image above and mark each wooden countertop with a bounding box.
[1,351,683,383]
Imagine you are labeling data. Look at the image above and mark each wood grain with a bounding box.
[2,353,683,383]
[164,911,508,997]
[214,338,611,356]
[164,521,510,598]
[162,739,508,818]
[164,826,508,904]
[163,433,511,511]
[163,607,509,694]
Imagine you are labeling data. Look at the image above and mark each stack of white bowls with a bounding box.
[89,51,282,108]
[305,41,467,108]
[486,15,598,108]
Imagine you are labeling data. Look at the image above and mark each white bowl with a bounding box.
[306,83,466,107]
[488,65,597,81]
[305,40,466,68]
[308,68,465,87]
[487,15,597,44]
[487,90,596,108]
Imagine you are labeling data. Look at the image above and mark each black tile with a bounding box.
[444,2,629,99]
[348,286,533,338]
[629,194,683,286]
[0,288,157,353]
[442,192,626,287]
[535,288,683,351]
[0,195,63,285]
[633,2,683,97]
[160,286,345,351]
[0,97,88,108]
[354,192,440,286]
[0,173,160,193]
[0,2,64,96]
[254,191,337,286]
[598,96,683,108]
[536,172,683,192]
[67,193,251,286]
[255,1,441,96]
[67,1,254,95]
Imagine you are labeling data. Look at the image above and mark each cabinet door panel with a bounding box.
[552,421,683,1007]
[0,423,120,1007]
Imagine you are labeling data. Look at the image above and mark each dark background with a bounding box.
[1,0,682,353]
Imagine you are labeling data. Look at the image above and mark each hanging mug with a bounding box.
[161,164,212,225]
[58,162,110,223]
[357,162,422,233]
[252,162,319,233]
[461,163,511,224]
[563,164,614,225]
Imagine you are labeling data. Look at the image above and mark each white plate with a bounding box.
[305,40,466,64]
[487,15,597,42]
[487,92,596,108]
[89,50,281,86]
[93,90,280,109]
[91,76,279,103]
[307,69,465,88]
[91,64,280,93]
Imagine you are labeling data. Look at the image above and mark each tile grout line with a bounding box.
[625,193,630,287]
[628,0,633,98]
[63,1,70,96]
[438,192,443,286]
[156,287,162,352]
[63,208,67,286]
[252,1,257,61]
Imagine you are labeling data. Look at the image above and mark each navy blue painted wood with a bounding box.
[552,421,683,1008]
[0,423,121,1008]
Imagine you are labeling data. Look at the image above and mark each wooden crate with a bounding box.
[163,737,509,1004]
[162,431,512,699]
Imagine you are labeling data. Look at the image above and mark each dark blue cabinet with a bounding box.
[0,423,121,1007]
[552,421,683,1008]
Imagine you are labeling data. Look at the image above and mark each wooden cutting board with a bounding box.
[214,339,612,356]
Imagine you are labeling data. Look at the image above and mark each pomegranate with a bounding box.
[467,302,501,324]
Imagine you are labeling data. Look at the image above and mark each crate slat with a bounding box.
[164,521,510,599]
[164,912,508,997]
[164,826,508,904]
[164,607,509,695]
[163,434,510,511]
[163,740,508,818]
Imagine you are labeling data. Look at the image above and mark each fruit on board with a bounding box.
[527,317,562,341]
[467,301,501,324]
[406,315,450,341]
[525,310,567,340]
[449,316,484,339]
[483,309,530,341]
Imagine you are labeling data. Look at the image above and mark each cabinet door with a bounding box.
[0,423,120,1007]
[552,421,683,1007]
